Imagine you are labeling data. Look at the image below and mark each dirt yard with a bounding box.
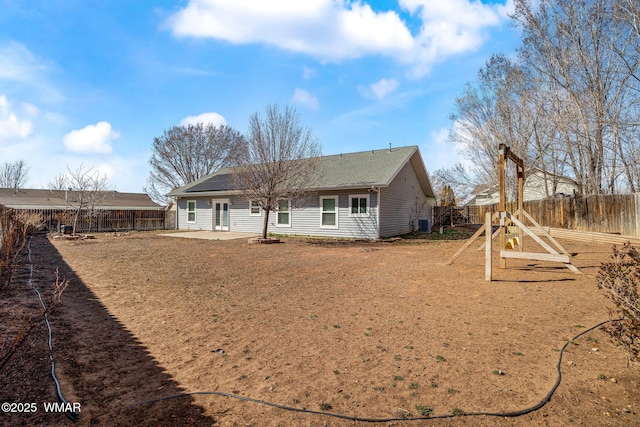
[1,232,639,426]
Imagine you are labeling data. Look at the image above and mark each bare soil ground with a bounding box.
[1,232,639,426]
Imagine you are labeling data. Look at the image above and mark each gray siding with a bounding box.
[265,191,379,239]
[230,197,267,232]
[177,198,213,230]
[178,193,379,238]
[379,162,433,238]
[232,191,379,239]
[176,177,434,238]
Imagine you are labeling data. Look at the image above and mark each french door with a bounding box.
[213,200,229,231]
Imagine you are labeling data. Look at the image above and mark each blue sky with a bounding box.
[0,0,520,193]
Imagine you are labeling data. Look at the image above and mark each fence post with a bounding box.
[485,212,492,281]
[635,193,640,238]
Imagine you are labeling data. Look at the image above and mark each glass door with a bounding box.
[214,200,229,231]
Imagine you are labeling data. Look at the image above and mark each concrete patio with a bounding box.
[158,231,259,241]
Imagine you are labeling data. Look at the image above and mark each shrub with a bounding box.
[596,243,639,368]
[0,206,62,371]
[1,207,41,292]
[415,405,433,417]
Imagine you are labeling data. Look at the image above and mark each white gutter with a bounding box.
[369,186,381,239]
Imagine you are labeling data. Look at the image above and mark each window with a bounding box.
[320,196,338,228]
[187,200,196,223]
[249,200,261,216]
[349,194,369,217]
[277,199,291,227]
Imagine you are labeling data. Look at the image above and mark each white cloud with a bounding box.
[425,124,475,169]
[370,78,399,100]
[63,121,119,154]
[165,0,507,76]
[92,156,150,192]
[496,0,516,17]
[0,41,63,103]
[421,127,468,173]
[290,88,320,111]
[180,112,227,127]
[400,0,502,76]
[0,42,43,82]
[432,127,449,146]
[166,0,413,62]
[0,95,35,140]
[302,66,316,80]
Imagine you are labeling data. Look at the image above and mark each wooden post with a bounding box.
[517,164,525,252]
[498,144,506,268]
[485,212,492,281]
[635,193,640,239]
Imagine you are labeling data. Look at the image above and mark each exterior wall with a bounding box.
[235,191,379,239]
[229,197,268,232]
[468,173,579,206]
[177,192,380,239]
[523,175,577,200]
[379,162,433,238]
[176,180,435,239]
[177,197,213,230]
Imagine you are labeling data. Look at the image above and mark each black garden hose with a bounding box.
[125,318,621,423]
[27,238,79,422]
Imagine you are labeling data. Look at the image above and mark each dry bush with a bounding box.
[0,208,41,292]
[0,206,59,371]
[597,243,640,368]
[0,270,68,370]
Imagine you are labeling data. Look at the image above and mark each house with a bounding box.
[0,188,165,232]
[168,146,436,239]
[465,169,579,206]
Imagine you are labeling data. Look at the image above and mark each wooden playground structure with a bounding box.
[447,144,582,281]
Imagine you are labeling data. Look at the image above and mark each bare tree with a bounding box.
[513,0,640,194]
[0,160,29,190]
[439,185,457,207]
[431,163,476,204]
[230,104,322,240]
[48,165,109,235]
[449,54,535,187]
[147,123,245,204]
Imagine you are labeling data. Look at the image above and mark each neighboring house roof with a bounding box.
[0,188,162,210]
[168,145,434,198]
[465,169,578,206]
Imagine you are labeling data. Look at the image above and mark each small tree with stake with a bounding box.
[230,104,321,240]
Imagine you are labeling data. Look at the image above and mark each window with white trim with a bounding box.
[249,200,261,216]
[187,200,196,223]
[320,196,338,228]
[349,194,369,217]
[276,199,291,227]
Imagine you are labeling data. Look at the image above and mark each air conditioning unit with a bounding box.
[418,219,431,233]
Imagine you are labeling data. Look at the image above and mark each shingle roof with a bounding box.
[0,188,162,210]
[168,145,434,197]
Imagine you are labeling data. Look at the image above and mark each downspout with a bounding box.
[175,197,179,230]
[371,186,380,239]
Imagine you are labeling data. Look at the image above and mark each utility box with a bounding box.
[418,219,431,233]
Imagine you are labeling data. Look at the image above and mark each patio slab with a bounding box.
[158,231,258,241]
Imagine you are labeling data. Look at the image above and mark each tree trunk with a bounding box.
[262,209,270,239]
[72,208,80,236]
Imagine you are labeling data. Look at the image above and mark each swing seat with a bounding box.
[505,236,520,249]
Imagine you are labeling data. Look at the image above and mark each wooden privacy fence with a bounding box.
[5,208,168,233]
[523,193,640,238]
[453,193,640,238]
